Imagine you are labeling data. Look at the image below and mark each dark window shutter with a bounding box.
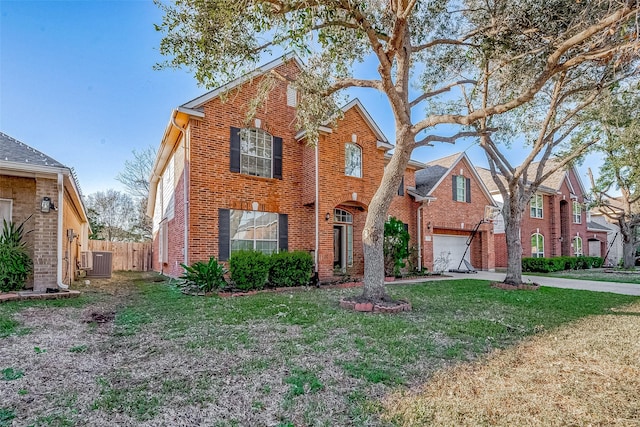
[398,176,405,196]
[273,136,283,179]
[230,127,241,173]
[452,175,457,200]
[466,178,471,203]
[218,209,230,261]
[278,214,288,252]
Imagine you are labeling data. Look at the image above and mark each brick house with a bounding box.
[0,132,90,290]
[476,162,603,268]
[147,55,429,280]
[409,153,497,272]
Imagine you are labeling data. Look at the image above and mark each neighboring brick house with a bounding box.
[147,55,428,280]
[408,153,497,272]
[0,132,90,290]
[476,162,597,268]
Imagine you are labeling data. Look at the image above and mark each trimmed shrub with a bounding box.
[522,255,604,272]
[269,251,313,287]
[0,220,33,292]
[229,250,270,291]
[180,257,227,293]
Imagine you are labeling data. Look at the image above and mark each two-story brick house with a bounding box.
[0,132,90,291]
[147,55,430,280]
[409,153,497,272]
[476,162,598,268]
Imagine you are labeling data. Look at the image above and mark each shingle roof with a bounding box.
[587,221,612,232]
[414,153,462,196]
[0,132,66,168]
[475,161,570,194]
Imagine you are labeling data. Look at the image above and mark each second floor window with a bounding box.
[345,143,362,177]
[455,175,466,201]
[530,194,543,218]
[573,201,582,223]
[241,128,273,178]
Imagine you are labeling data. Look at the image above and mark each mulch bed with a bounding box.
[491,282,540,291]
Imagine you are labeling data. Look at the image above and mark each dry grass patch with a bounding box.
[383,301,640,426]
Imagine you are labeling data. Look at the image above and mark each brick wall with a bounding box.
[33,178,59,290]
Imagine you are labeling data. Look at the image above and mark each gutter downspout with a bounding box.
[417,205,422,271]
[57,173,69,290]
[314,138,319,276]
[171,111,189,267]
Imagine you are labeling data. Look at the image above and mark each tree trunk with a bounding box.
[361,135,412,302]
[621,226,636,269]
[503,195,524,285]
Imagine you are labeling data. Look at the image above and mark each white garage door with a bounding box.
[588,240,601,257]
[432,234,470,271]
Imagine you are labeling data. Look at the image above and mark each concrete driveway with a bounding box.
[445,270,640,296]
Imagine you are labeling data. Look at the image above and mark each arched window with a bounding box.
[334,208,353,223]
[531,233,544,258]
[345,143,362,178]
[573,236,583,256]
[240,128,273,178]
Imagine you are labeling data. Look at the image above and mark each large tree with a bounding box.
[116,146,156,241]
[589,88,640,268]
[156,0,639,301]
[84,189,140,242]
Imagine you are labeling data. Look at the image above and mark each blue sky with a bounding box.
[1,0,601,196]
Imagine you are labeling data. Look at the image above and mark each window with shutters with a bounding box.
[455,175,466,201]
[230,210,279,255]
[397,176,405,196]
[531,233,544,258]
[345,143,362,178]
[240,128,273,178]
[0,199,12,224]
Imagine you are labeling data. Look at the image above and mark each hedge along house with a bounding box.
[147,54,427,280]
[0,132,90,291]
[475,161,597,268]
[408,152,497,272]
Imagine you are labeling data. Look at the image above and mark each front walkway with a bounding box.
[443,271,640,296]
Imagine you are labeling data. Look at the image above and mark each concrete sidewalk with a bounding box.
[443,270,640,296]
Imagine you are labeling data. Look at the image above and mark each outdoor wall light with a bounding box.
[427,221,432,230]
[41,197,55,213]
[325,212,331,221]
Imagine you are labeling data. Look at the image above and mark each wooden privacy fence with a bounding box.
[87,241,152,272]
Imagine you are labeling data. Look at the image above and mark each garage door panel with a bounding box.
[432,235,469,271]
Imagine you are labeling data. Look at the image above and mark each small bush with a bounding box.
[0,220,33,292]
[229,250,270,291]
[180,257,227,292]
[522,256,604,272]
[269,251,313,287]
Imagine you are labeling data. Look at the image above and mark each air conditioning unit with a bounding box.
[79,251,93,270]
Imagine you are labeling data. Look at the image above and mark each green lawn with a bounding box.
[524,267,640,284]
[0,272,637,426]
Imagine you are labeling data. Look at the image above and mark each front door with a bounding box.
[333,225,344,271]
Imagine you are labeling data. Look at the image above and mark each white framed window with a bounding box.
[230,210,278,255]
[531,233,544,258]
[240,128,273,178]
[455,175,466,202]
[573,236,583,256]
[0,199,12,225]
[572,201,582,224]
[530,194,543,218]
[334,208,354,267]
[286,84,298,107]
[345,143,362,178]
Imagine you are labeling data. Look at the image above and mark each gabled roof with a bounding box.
[413,152,496,205]
[181,53,305,110]
[475,161,587,197]
[0,131,66,169]
[587,221,612,232]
